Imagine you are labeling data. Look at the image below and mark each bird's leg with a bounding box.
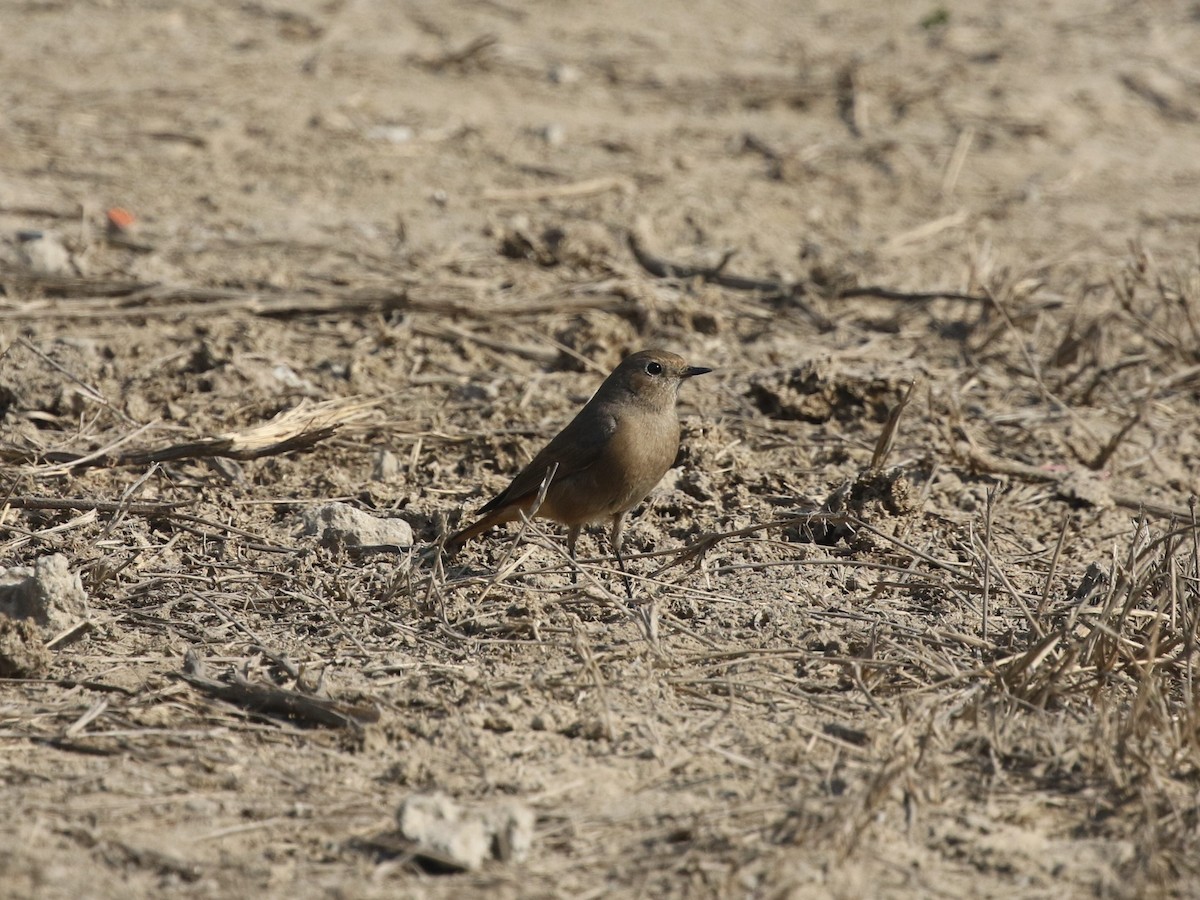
[610,513,633,599]
[567,525,582,584]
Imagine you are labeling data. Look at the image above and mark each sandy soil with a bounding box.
[3,0,1200,896]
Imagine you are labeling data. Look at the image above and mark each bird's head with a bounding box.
[601,349,712,408]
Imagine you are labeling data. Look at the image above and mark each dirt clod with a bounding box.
[746,363,904,423]
[0,616,52,677]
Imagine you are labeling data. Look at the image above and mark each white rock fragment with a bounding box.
[0,554,88,635]
[397,794,490,871]
[17,231,73,275]
[482,800,535,863]
[271,364,317,392]
[396,793,534,871]
[536,123,566,146]
[367,125,415,144]
[547,63,580,85]
[372,448,402,482]
[301,502,413,549]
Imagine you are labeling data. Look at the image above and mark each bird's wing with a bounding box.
[477,407,617,514]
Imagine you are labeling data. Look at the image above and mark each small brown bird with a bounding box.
[447,349,712,567]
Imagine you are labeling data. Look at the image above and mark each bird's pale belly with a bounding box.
[540,413,678,526]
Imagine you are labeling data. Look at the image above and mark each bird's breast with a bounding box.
[542,407,680,525]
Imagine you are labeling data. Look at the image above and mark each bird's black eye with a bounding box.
[645,361,663,376]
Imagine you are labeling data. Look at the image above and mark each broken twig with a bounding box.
[627,229,987,306]
[176,650,379,730]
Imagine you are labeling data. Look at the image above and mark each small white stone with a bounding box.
[372,449,402,482]
[396,794,490,871]
[367,125,416,144]
[301,502,413,549]
[395,793,535,870]
[0,554,88,635]
[547,64,581,85]
[537,123,566,146]
[18,232,73,275]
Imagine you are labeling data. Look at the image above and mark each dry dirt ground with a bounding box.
[3,0,1200,897]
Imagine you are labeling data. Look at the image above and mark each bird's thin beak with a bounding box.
[682,366,713,378]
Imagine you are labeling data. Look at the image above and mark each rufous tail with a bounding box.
[445,509,509,552]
